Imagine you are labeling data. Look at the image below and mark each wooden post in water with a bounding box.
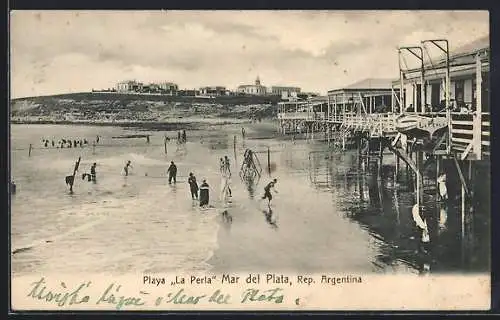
[267,146,271,176]
[461,171,465,241]
[233,135,237,163]
[164,140,167,155]
[417,151,424,202]
[416,150,421,211]
[28,144,32,157]
[436,156,440,200]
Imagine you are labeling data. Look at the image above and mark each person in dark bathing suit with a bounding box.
[188,172,199,200]
[262,178,278,206]
[124,160,132,176]
[167,161,177,184]
[90,163,97,182]
[199,180,210,207]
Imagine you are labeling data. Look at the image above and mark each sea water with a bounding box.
[10,124,489,276]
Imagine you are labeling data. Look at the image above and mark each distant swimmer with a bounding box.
[124,160,132,176]
[199,179,210,207]
[261,178,278,206]
[188,172,199,200]
[167,161,177,184]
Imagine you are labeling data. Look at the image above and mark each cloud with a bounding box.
[10,10,489,98]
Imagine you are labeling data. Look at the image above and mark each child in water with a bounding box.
[124,160,132,176]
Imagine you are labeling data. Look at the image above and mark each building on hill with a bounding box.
[116,80,144,92]
[267,86,301,97]
[199,86,227,97]
[158,82,179,95]
[237,76,267,96]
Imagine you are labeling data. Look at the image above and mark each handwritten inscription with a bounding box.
[96,283,147,310]
[27,277,91,307]
[241,288,284,304]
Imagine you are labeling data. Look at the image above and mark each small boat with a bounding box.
[395,114,448,140]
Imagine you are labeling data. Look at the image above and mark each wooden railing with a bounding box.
[450,112,490,157]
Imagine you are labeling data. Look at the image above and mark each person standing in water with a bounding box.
[90,162,97,182]
[199,179,210,207]
[262,178,278,206]
[167,161,177,184]
[182,130,187,143]
[224,156,231,174]
[223,156,232,197]
[124,160,132,176]
[188,172,199,200]
[242,127,246,139]
[219,158,225,173]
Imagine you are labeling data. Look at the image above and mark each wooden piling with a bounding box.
[164,140,167,155]
[416,151,420,210]
[233,135,237,163]
[28,144,32,157]
[267,146,271,176]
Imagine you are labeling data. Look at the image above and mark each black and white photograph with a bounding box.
[9,10,491,310]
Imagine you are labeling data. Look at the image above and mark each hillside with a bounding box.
[11,92,280,124]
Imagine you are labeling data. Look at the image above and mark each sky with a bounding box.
[10,10,489,98]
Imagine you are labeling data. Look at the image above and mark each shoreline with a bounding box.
[10,118,266,131]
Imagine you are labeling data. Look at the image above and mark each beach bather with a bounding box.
[188,172,199,200]
[262,178,278,206]
[199,179,210,207]
[167,161,177,184]
[124,160,132,176]
[90,162,97,182]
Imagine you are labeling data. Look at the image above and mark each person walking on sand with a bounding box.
[167,161,177,184]
[262,178,278,206]
[188,172,199,200]
[199,179,210,207]
[124,160,132,176]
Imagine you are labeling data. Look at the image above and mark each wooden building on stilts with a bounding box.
[276,36,490,264]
